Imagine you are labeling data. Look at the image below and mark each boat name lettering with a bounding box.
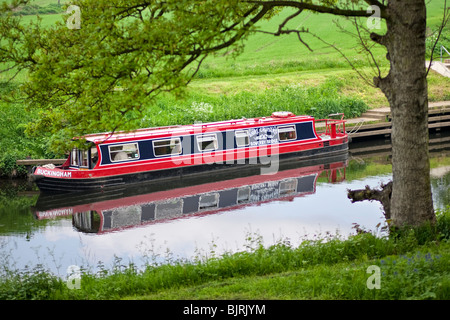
[36,168,72,178]
[37,208,73,219]
[249,126,279,147]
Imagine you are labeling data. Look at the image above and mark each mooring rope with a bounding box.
[347,119,365,135]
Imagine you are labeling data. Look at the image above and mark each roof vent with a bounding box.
[271,111,295,118]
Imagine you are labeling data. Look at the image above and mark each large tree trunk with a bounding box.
[372,0,435,227]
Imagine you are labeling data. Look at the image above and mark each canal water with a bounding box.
[1,139,449,277]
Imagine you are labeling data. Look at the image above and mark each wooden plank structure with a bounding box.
[349,135,450,159]
[347,102,450,140]
[16,159,66,166]
[16,158,66,175]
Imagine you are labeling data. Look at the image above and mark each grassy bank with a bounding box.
[1,207,449,300]
[138,77,369,128]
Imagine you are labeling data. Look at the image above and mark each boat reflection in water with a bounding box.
[34,154,347,234]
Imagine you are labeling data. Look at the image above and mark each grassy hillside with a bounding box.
[198,10,388,79]
[140,0,449,128]
[195,0,448,77]
[3,0,449,104]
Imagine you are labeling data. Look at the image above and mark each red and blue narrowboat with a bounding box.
[34,155,348,233]
[31,111,348,193]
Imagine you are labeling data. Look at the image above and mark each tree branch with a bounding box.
[253,7,315,51]
[245,0,388,19]
[200,4,271,54]
[427,0,450,76]
[348,181,392,220]
[276,8,304,34]
[307,30,376,87]
[352,17,382,79]
[363,0,386,10]
[0,0,30,13]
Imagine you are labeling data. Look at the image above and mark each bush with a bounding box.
[386,206,450,248]
[426,28,450,59]
[0,265,63,300]
[0,83,54,177]
[0,153,28,177]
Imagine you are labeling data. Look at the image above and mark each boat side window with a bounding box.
[235,130,249,147]
[109,143,140,162]
[278,125,297,141]
[197,134,218,151]
[153,138,182,157]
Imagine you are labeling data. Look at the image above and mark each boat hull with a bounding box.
[33,142,348,193]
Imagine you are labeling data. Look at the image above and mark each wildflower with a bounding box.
[190,102,213,115]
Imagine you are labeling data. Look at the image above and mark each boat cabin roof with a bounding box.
[78,113,314,145]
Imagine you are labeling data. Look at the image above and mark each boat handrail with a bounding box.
[315,113,346,138]
[83,114,320,143]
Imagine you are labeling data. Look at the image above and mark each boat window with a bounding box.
[90,147,99,168]
[153,138,182,157]
[237,186,251,203]
[278,125,297,141]
[199,193,219,210]
[235,130,249,147]
[79,149,89,168]
[156,200,183,219]
[109,143,140,162]
[279,179,298,195]
[73,211,100,233]
[70,148,79,167]
[70,147,98,169]
[197,134,218,151]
